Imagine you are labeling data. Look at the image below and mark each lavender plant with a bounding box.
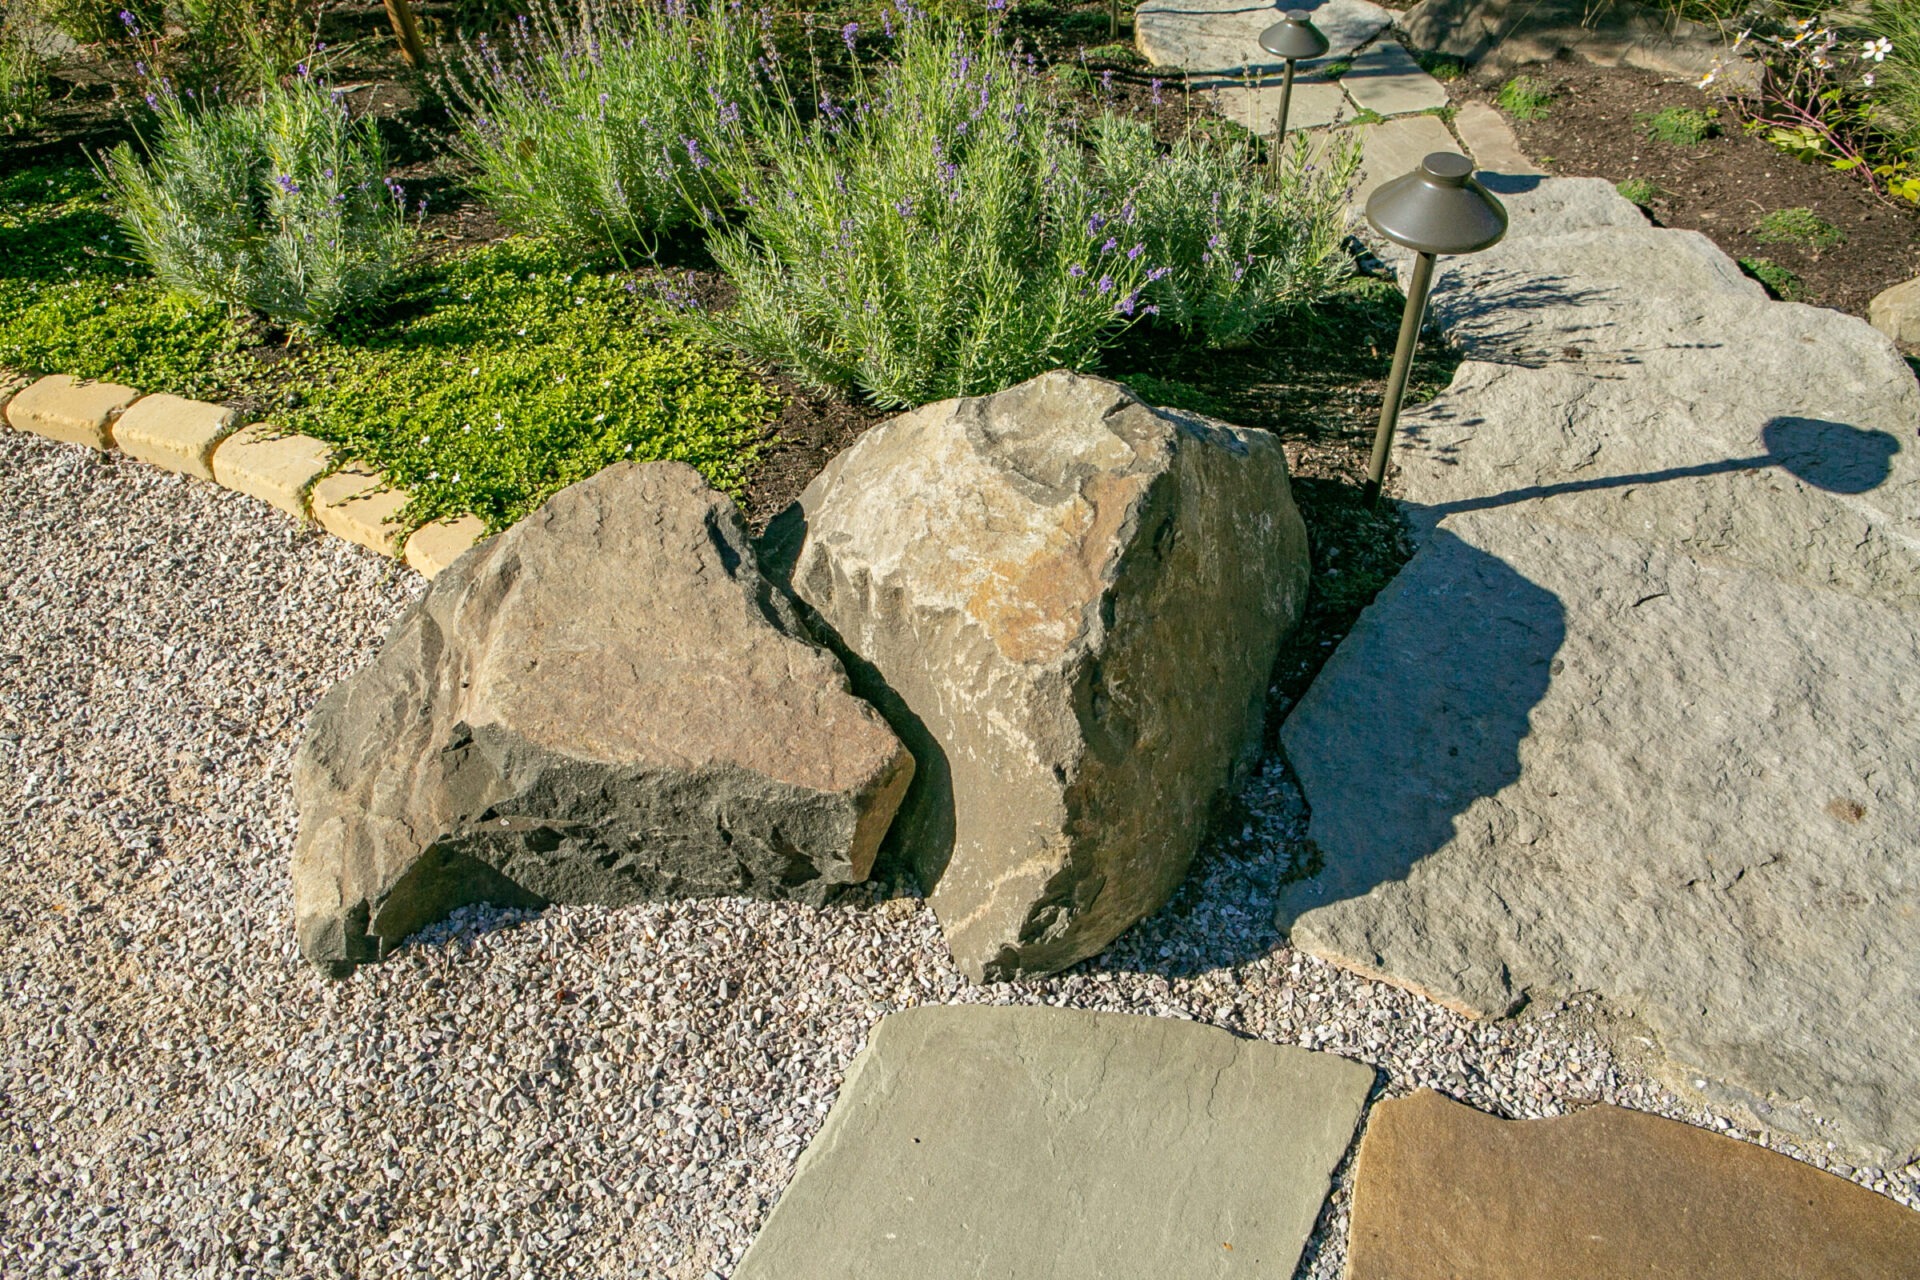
[101,72,417,330]
[441,0,770,256]
[0,18,49,134]
[1090,115,1359,348]
[701,16,1164,406]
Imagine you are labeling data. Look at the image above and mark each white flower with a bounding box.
[1698,67,1719,88]
[1864,71,1877,87]
[1863,37,1892,62]
[1732,28,1751,53]
[1812,52,1832,69]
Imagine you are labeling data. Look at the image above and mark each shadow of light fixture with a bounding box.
[1363,152,1509,508]
[1258,10,1330,178]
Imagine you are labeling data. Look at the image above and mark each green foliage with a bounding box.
[1737,255,1803,300]
[1496,75,1552,121]
[1866,0,1920,171]
[0,18,48,134]
[1752,205,1844,250]
[1615,177,1662,208]
[0,164,251,395]
[1115,374,1225,417]
[21,0,164,45]
[172,0,329,90]
[287,242,778,533]
[1639,105,1717,146]
[440,0,768,256]
[1091,115,1360,348]
[701,18,1353,406]
[100,74,418,331]
[702,18,1155,407]
[1412,50,1466,82]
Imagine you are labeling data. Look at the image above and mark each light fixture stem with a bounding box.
[1364,250,1437,510]
[1270,59,1296,188]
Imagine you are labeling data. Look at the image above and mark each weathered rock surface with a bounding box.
[1135,0,1391,80]
[1869,276,1920,347]
[764,371,1309,981]
[1285,176,1920,1163]
[1348,1091,1920,1280]
[1400,0,1741,83]
[294,462,914,976]
[735,1005,1374,1279]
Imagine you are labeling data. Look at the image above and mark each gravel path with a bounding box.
[3,429,1913,1280]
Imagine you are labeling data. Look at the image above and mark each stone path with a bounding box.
[734,1006,1372,1278]
[1348,1091,1920,1278]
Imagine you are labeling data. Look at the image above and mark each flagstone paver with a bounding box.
[1448,99,1543,175]
[1214,77,1351,136]
[734,1005,1373,1279]
[1348,1091,1920,1279]
[1352,114,1457,203]
[1278,177,1920,1164]
[1135,0,1392,81]
[1340,40,1449,117]
[110,393,239,482]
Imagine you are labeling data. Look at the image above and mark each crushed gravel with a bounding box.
[3,429,1914,1280]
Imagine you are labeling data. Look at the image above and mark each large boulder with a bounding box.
[293,462,914,976]
[1400,0,1739,82]
[762,371,1309,981]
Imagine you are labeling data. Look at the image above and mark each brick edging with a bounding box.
[0,373,485,579]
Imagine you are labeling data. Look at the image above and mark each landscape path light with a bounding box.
[1361,152,1509,509]
[1257,10,1330,179]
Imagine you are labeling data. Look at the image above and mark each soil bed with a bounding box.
[1460,56,1920,322]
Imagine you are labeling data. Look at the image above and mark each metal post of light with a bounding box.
[1257,11,1329,182]
[1361,152,1509,509]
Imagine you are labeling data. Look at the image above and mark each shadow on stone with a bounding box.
[1413,416,1900,517]
[1273,528,1564,990]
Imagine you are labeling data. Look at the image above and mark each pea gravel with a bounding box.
[2,429,1913,1280]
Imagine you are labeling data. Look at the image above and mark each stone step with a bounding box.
[735,1005,1374,1279]
[1348,1091,1920,1279]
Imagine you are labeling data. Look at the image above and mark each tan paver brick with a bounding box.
[310,465,409,558]
[209,425,333,519]
[1452,101,1545,178]
[403,515,488,579]
[4,375,142,449]
[110,393,239,481]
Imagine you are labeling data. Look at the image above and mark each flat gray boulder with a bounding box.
[293,462,914,976]
[1136,0,1391,80]
[1287,176,1920,1164]
[734,1006,1374,1279]
[764,371,1309,981]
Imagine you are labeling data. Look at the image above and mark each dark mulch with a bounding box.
[1460,56,1920,321]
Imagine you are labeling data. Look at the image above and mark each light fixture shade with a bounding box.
[1364,153,1510,255]
[1259,11,1331,62]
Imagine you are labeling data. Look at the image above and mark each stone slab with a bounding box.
[1340,39,1449,118]
[310,465,408,558]
[210,425,333,520]
[402,514,487,579]
[1399,0,1747,85]
[1348,1091,1920,1280]
[1351,113,1457,206]
[4,374,141,450]
[1213,77,1351,136]
[1450,99,1542,176]
[735,1006,1374,1279]
[1136,0,1391,80]
[1281,178,1920,1165]
[1869,276,1920,347]
[109,393,239,481]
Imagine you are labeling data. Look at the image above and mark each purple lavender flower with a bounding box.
[1068,264,1086,277]
[883,9,895,37]
[144,92,158,110]
[1097,275,1114,294]
[1087,213,1106,233]
[118,9,138,35]
[1101,69,1113,93]
[297,62,310,77]
[1116,292,1137,317]
[275,174,300,195]
[842,22,859,52]
[684,136,708,168]
[895,196,915,219]
[1150,77,1164,104]
[1101,237,1118,253]
[1127,243,1143,260]
[1147,265,1171,282]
